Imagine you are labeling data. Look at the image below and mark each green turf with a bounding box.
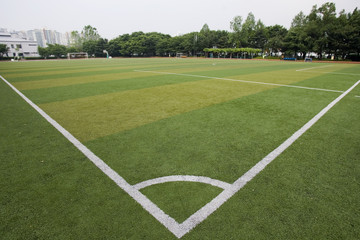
[1,58,359,239]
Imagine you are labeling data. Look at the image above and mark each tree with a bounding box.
[81,25,100,41]
[156,38,170,56]
[284,28,308,58]
[199,23,212,50]
[179,32,198,56]
[66,46,80,53]
[291,11,307,28]
[230,16,243,47]
[266,25,288,55]
[284,11,310,58]
[47,44,67,58]
[70,31,83,50]
[306,3,337,59]
[241,12,256,47]
[38,46,48,58]
[0,44,9,56]
[348,8,360,58]
[212,30,230,49]
[83,40,97,56]
[251,20,267,50]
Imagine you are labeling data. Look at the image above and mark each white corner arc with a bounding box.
[133,175,231,190]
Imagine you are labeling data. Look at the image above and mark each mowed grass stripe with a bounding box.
[4,65,147,80]
[2,60,216,81]
[85,84,341,185]
[229,65,358,91]
[9,59,276,83]
[293,65,360,92]
[0,62,130,75]
[13,62,255,90]
[184,62,355,79]
[13,62,312,103]
[138,61,302,77]
[0,60,127,74]
[23,74,209,104]
[13,71,160,90]
[0,59,143,74]
[11,60,354,90]
[40,79,277,142]
[26,63,338,105]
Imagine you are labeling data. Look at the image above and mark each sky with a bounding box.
[1,0,359,40]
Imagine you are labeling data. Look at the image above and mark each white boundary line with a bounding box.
[1,74,359,238]
[295,65,332,72]
[134,70,344,94]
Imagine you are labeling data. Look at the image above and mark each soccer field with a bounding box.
[1,58,359,239]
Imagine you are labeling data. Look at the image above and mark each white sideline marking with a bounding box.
[134,70,344,94]
[2,74,359,238]
[133,175,231,190]
[296,65,332,72]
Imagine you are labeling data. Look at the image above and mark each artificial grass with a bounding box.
[141,182,223,223]
[86,81,339,184]
[0,80,175,239]
[22,73,208,104]
[1,58,359,239]
[184,82,360,240]
[39,78,275,141]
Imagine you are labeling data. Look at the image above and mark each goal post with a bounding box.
[67,52,89,60]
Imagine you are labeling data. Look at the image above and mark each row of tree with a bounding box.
[37,2,360,60]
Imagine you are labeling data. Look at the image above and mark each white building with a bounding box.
[27,29,47,47]
[0,32,39,57]
[1,27,70,49]
[26,29,70,47]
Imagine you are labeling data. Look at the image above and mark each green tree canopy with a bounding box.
[40,4,360,61]
[0,44,9,56]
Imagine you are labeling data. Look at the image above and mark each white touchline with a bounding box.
[295,65,332,72]
[134,70,344,94]
[1,74,359,239]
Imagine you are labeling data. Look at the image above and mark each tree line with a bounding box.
[37,2,360,60]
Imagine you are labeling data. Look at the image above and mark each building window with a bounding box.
[11,44,14,48]
[29,44,37,46]
[16,44,22,49]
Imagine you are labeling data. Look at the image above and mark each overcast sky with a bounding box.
[1,0,359,39]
